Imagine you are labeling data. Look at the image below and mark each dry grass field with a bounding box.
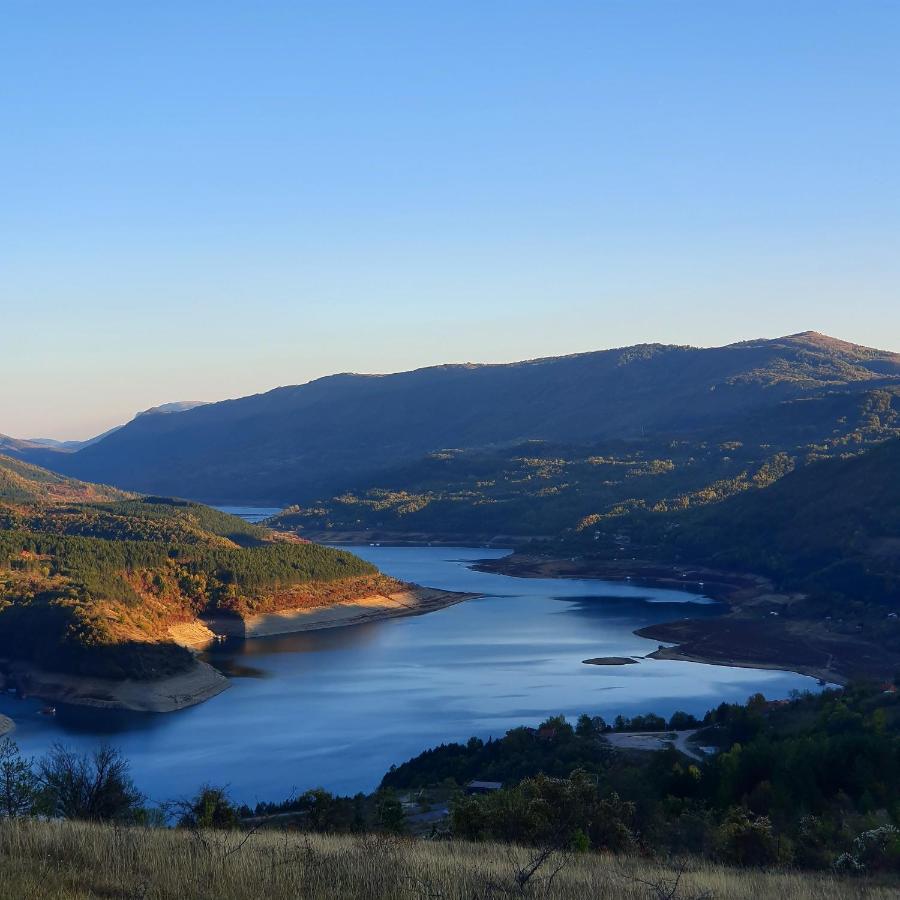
[1,819,897,900]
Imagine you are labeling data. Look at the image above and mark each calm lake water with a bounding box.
[216,505,282,524]
[0,545,822,804]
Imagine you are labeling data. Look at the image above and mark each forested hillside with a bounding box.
[379,684,900,873]
[0,455,129,505]
[0,457,383,680]
[272,385,900,540]
[17,333,900,507]
[604,437,900,615]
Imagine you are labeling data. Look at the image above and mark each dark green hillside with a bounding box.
[0,456,264,545]
[378,684,900,872]
[22,332,900,505]
[581,438,900,618]
[671,437,900,604]
[272,386,900,539]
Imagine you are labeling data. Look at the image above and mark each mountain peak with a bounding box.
[780,331,889,353]
[137,401,209,417]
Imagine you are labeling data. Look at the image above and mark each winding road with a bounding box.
[604,729,706,761]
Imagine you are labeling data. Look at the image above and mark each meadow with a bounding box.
[2,818,896,900]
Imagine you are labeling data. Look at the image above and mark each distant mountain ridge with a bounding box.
[2,400,208,455]
[10,332,900,504]
[14,331,900,503]
[136,400,208,418]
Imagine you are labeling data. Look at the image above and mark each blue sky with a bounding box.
[2,1,899,439]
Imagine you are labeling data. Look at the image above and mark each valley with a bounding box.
[0,545,822,800]
[5,333,900,716]
[7,5,900,890]
[3,337,899,886]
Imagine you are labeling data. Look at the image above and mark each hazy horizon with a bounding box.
[3,2,899,439]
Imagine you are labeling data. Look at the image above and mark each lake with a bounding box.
[0,545,823,805]
[216,505,283,524]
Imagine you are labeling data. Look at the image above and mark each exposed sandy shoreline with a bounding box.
[643,644,843,685]
[204,586,478,639]
[5,586,479,714]
[8,659,230,713]
[0,714,14,737]
[168,620,217,648]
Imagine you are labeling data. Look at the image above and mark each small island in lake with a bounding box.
[582,656,639,666]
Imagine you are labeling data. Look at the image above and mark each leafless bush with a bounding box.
[617,857,713,900]
[479,843,572,898]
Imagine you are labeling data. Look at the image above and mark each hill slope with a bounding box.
[267,384,900,541]
[1,399,208,456]
[0,457,393,693]
[21,332,900,504]
[667,436,900,607]
[0,455,130,506]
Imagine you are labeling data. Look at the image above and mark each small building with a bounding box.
[465,780,503,795]
[764,699,790,710]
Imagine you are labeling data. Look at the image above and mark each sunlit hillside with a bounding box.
[0,456,389,681]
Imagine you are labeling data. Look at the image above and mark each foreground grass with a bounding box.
[2,820,898,900]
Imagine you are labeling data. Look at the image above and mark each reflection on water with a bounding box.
[210,620,386,659]
[0,546,824,802]
[203,656,269,679]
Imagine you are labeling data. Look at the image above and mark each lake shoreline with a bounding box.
[4,586,477,714]
[203,586,479,639]
[471,553,767,601]
[474,553,892,685]
[6,659,231,713]
[288,529,519,549]
[5,545,826,800]
[641,643,843,685]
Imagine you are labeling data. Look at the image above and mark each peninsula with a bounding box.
[0,456,471,711]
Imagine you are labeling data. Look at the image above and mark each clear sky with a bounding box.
[2,1,899,440]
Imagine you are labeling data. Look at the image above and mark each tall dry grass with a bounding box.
[0,818,895,900]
